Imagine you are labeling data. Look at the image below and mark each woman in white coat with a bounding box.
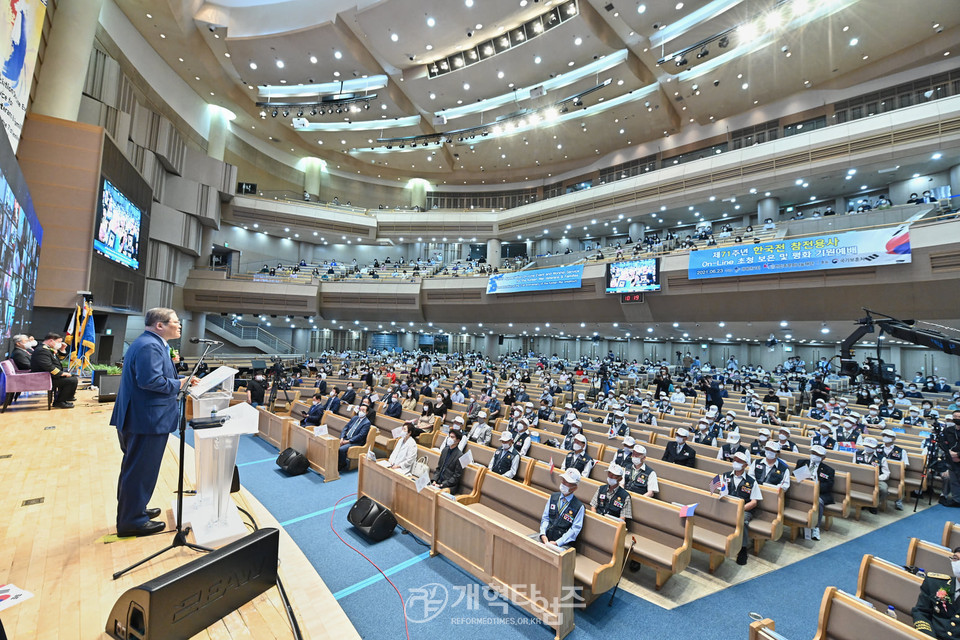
[386,422,420,474]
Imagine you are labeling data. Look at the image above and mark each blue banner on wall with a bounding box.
[486,265,584,294]
[687,226,911,280]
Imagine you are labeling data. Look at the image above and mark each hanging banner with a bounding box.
[0,0,47,151]
[687,226,911,280]
[486,265,584,294]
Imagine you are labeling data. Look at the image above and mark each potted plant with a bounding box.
[91,364,123,402]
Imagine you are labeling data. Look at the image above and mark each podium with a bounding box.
[179,367,258,548]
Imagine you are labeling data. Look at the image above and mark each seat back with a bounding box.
[905,537,953,575]
[856,555,923,624]
[476,472,545,530]
[816,587,928,640]
[943,521,960,549]
[527,460,602,505]
[0,359,16,377]
[576,510,624,567]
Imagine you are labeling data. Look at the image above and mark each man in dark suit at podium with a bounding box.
[111,308,192,537]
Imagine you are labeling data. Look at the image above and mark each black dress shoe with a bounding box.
[117,520,166,537]
[53,402,74,409]
[629,560,642,572]
[736,547,748,565]
[145,508,161,519]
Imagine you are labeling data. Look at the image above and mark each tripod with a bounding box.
[113,343,217,580]
[266,359,292,413]
[913,429,945,512]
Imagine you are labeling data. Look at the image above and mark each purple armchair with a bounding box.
[0,359,53,412]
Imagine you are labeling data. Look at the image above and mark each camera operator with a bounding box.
[807,373,830,404]
[937,409,960,507]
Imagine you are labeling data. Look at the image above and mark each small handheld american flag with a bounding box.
[709,474,728,497]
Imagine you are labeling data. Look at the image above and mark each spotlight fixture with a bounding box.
[259,109,266,119]
[718,36,729,48]
[696,46,708,58]
[281,108,289,117]
[271,108,278,117]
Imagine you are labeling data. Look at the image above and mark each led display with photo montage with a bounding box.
[605,258,661,293]
[93,178,142,270]
[0,169,41,340]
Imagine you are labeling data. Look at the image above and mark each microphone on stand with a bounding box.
[189,338,223,345]
[189,415,230,429]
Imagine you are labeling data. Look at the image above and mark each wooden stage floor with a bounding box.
[0,389,359,640]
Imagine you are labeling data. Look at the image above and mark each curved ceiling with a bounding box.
[116,0,960,185]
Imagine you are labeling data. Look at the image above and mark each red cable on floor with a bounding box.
[330,492,411,640]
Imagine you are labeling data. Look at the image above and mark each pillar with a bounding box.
[292,328,310,354]
[195,226,215,268]
[628,222,643,242]
[950,164,960,199]
[409,178,429,210]
[206,107,230,162]
[304,158,324,200]
[182,312,207,357]
[757,197,780,223]
[31,0,104,121]
[525,239,534,259]
[834,196,847,215]
[487,238,502,268]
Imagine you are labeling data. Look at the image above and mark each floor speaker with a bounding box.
[105,528,279,639]
[347,496,397,542]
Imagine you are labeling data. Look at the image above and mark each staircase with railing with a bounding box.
[205,315,296,354]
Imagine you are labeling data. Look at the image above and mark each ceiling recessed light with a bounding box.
[534,55,542,64]
[391,33,399,42]
[309,54,317,64]
[276,59,284,68]
[637,4,646,13]
[675,2,684,9]
[574,36,582,46]
[849,37,859,46]
[465,0,474,6]
[932,152,943,160]
[249,61,257,70]
[159,33,166,39]
[426,17,436,27]
[146,13,152,18]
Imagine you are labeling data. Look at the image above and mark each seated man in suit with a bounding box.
[31,332,78,409]
[382,392,403,419]
[794,444,834,540]
[662,428,696,467]
[467,410,492,446]
[322,387,342,415]
[337,404,372,470]
[430,429,464,493]
[538,468,585,550]
[301,393,326,427]
[488,431,520,479]
[341,382,357,405]
[10,334,34,370]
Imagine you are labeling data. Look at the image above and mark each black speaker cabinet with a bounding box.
[347,495,397,542]
[105,528,279,639]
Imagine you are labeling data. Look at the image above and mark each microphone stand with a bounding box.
[113,342,217,580]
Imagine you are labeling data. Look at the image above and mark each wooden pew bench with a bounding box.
[811,586,928,640]
[322,411,377,471]
[256,407,292,450]
[906,537,953,575]
[856,554,923,625]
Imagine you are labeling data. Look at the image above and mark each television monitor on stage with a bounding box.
[605,258,661,293]
[93,178,143,270]
[0,130,42,341]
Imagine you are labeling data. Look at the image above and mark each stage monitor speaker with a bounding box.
[276,447,309,475]
[105,528,279,640]
[347,496,397,542]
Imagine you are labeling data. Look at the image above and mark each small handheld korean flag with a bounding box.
[548,457,555,475]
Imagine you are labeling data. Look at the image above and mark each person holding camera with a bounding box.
[938,410,960,507]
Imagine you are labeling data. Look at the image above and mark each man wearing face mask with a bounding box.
[751,442,791,491]
[337,403,373,470]
[903,405,927,427]
[591,463,632,522]
[756,404,781,426]
[878,429,908,510]
[723,451,762,566]
[777,426,800,453]
[612,436,637,468]
[538,468,585,549]
[10,334,34,370]
[912,547,960,638]
[750,428,772,457]
[560,419,582,451]
[488,431,520,479]
[794,444,834,540]
[835,415,864,449]
[855,436,890,514]
[245,372,268,408]
[635,401,658,426]
[559,403,578,435]
[718,432,749,464]
[430,429,464,493]
[905,383,924,399]
[31,332,78,409]
[880,398,904,420]
[467,411,491,446]
[562,433,595,477]
[863,403,886,429]
[512,418,533,457]
[573,392,588,412]
[811,422,837,450]
[606,410,630,438]
[663,428,697,467]
[693,419,717,447]
[624,445,658,499]
[301,392,327,427]
[937,410,960,507]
